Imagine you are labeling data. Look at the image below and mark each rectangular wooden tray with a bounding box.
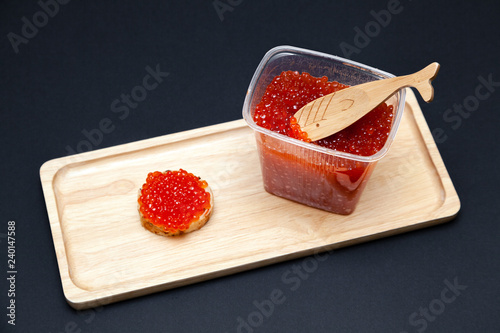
[40,90,460,309]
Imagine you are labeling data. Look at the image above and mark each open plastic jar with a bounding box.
[242,46,406,215]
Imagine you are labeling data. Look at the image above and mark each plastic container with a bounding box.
[242,46,406,215]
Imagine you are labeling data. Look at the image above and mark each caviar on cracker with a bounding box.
[138,169,213,236]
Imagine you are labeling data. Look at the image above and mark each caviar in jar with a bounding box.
[252,71,395,214]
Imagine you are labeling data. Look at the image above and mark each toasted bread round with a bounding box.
[138,170,213,237]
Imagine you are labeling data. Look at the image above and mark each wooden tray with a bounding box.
[40,90,460,309]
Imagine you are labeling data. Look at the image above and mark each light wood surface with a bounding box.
[294,63,440,141]
[40,89,459,310]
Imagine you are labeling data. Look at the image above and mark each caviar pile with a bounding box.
[138,169,211,233]
[253,71,394,156]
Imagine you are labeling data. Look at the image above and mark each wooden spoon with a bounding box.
[293,62,440,141]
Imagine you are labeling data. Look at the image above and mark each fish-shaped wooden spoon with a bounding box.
[293,62,440,141]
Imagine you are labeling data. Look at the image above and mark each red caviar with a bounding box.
[138,169,211,233]
[252,71,397,214]
[253,71,394,156]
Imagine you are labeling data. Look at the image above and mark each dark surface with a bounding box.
[1,0,499,332]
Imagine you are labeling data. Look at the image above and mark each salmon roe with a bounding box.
[253,71,394,156]
[138,169,211,233]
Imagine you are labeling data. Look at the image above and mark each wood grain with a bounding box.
[40,89,459,309]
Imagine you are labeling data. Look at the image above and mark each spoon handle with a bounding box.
[363,62,440,103]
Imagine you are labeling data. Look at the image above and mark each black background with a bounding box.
[1,0,500,332]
